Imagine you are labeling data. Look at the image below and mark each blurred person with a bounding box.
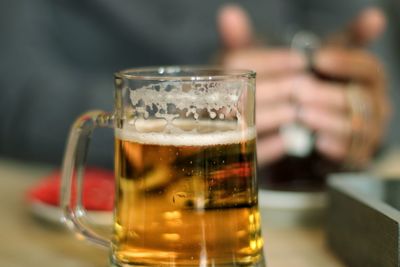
[218,5,390,191]
[219,5,388,166]
[0,0,393,177]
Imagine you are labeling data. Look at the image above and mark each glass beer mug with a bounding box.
[61,67,265,267]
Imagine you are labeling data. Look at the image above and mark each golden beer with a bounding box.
[113,123,263,266]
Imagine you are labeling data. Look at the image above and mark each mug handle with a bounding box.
[60,110,114,248]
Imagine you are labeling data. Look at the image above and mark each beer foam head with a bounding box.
[116,123,256,146]
[125,77,254,145]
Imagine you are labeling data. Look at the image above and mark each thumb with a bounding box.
[330,7,386,46]
[217,5,254,50]
[349,7,386,45]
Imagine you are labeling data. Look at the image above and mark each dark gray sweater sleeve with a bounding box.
[0,0,220,166]
[293,0,375,36]
[0,1,114,166]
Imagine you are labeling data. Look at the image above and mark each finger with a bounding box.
[298,105,350,138]
[294,77,348,112]
[217,5,254,50]
[256,74,305,105]
[328,7,386,46]
[257,134,286,165]
[256,104,296,134]
[314,48,384,84]
[315,134,348,161]
[224,49,306,76]
[348,7,386,46]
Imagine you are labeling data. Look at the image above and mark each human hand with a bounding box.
[217,5,308,165]
[295,8,389,168]
[217,6,389,168]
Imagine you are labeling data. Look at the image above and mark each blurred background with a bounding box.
[0,0,399,171]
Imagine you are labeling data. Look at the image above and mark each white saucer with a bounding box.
[258,189,327,227]
[29,201,113,226]
[259,189,327,210]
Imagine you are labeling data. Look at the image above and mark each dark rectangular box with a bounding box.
[327,174,400,267]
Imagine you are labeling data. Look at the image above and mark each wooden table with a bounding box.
[0,158,344,267]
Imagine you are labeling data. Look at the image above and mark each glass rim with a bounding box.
[114,66,256,81]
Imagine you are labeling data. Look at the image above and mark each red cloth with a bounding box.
[27,168,114,211]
